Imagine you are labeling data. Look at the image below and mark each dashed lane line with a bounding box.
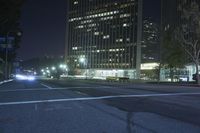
[40,83,53,89]
[0,88,49,92]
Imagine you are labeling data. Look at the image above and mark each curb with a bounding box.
[0,79,13,85]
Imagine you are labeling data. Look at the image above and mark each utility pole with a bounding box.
[4,33,9,79]
[4,31,21,79]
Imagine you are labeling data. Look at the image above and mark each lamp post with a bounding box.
[79,57,87,79]
[5,38,8,79]
[59,63,68,77]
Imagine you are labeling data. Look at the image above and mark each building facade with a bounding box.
[142,18,160,64]
[66,0,143,79]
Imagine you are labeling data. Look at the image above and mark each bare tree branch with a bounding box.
[176,1,200,85]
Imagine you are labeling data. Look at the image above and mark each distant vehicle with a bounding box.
[15,70,36,81]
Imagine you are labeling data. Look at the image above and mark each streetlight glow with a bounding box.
[79,57,86,63]
[52,66,56,70]
[59,64,67,69]
[59,64,63,68]
[63,65,67,69]
[46,70,50,73]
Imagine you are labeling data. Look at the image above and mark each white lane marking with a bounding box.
[40,83,53,89]
[0,86,112,93]
[0,88,49,92]
[45,86,112,89]
[1,92,200,106]
[75,91,88,96]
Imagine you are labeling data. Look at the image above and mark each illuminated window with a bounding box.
[94,32,99,35]
[88,23,96,27]
[126,38,130,42]
[74,1,78,5]
[87,29,92,32]
[103,35,110,39]
[123,23,127,27]
[120,14,131,18]
[69,17,83,22]
[116,38,123,42]
[72,47,78,50]
[77,25,84,29]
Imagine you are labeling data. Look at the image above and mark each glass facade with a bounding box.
[142,18,160,63]
[66,0,142,72]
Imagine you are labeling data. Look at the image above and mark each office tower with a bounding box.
[66,0,143,78]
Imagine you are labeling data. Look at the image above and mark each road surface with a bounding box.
[0,79,200,133]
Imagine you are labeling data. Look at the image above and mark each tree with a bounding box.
[0,0,25,61]
[0,0,25,79]
[161,27,185,82]
[175,1,200,85]
[66,57,77,75]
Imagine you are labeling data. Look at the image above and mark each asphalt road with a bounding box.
[0,79,200,133]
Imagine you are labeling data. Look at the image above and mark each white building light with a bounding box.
[141,63,159,70]
[123,23,127,27]
[74,1,78,5]
[103,35,110,39]
[94,32,100,35]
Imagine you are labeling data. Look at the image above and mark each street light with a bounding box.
[79,57,87,79]
[59,64,63,68]
[62,65,67,69]
[59,64,67,69]
[46,70,50,74]
[51,66,56,71]
[58,64,68,77]
[79,57,86,64]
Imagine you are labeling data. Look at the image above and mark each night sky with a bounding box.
[18,0,67,60]
[18,0,160,61]
[144,0,161,22]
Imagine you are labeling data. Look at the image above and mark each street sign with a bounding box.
[0,37,14,50]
